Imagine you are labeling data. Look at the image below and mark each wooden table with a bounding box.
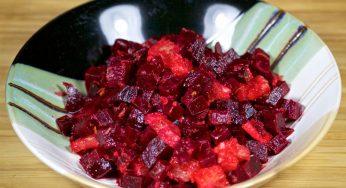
[1,0,345,187]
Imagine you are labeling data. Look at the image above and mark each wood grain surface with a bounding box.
[1,0,345,187]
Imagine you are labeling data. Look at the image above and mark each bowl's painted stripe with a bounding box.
[8,102,62,135]
[298,63,334,103]
[8,82,68,113]
[271,26,308,69]
[247,10,285,52]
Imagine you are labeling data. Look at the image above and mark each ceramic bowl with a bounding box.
[6,0,341,187]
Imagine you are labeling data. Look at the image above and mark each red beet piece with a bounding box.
[149,160,170,181]
[136,56,165,91]
[171,138,197,164]
[282,99,304,121]
[228,156,262,184]
[281,127,294,137]
[96,126,119,149]
[139,126,157,148]
[71,117,94,140]
[116,147,137,173]
[162,100,185,120]
[80,149,112,179]
[246,140,269,163]
[251,48,271,75]
[127,108,145,129]
[91,109,114,127]
[187,96,209,116]
[56,115,74,136]
[192,165,229,188]
[188,38,206,63]
[121,175,144,188]
[159,70,183,98]
[132,90,153,113]
[144,113,181,148]
[208,110,231,125]
[241,103,257,119]
[141,137,171,169]
[268,134,290,155]
[117,86,139,103]
[63,82,85,112]
[70,134,99,153]
[84,66,106,96]
[262,111,285,135]
[112,39,145,57]
[106,60,132,88]
[210,126,231,145]
[197,149,218,168]
[266,81,290,106]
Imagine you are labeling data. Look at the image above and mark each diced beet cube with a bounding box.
[183,70,212,93]
[205,56,229,76]
[208,110,231,125]
[266,81,290,106]
[251,48,271,75]
[80,149,112,179]
[71,117,94,140]
[282,99,304,121]
[141,137,171,169]
[139,126,157,148]
[281,127,294,137]
[121,175,144,188]
[84,66,106,96]
[181,88,198,107]
[117,147,137,173]
[63,82,85,112]
[236,75,270,101]
[210,126,231,145]
[163,100,185,120]
[171,138,197,164]
[262,111,285,135]
[56,115,74,136]
[96,126,118,149]
[117,86,139,103]
[159,70,183,97]
[168,160,200,182]
[136,56,164,91]
[228,156,262,184]
[221,48,239,64]
[128,108,145,129]
[192,165,229,188]
[129,158,149,176]
[197,149,218,168]
[211,100,245,125]
[112,103,131,123]
[70,134,99,153]
[188,38,206,63]
[187,96,209,116]
[91,109,114,127]
[149,160,170,181]
[112,39,144,55]
[106,60,132,87]
[246,140,268,163]
[132,90,153,113]
[268,134,290,155]
[241,103,257,119]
